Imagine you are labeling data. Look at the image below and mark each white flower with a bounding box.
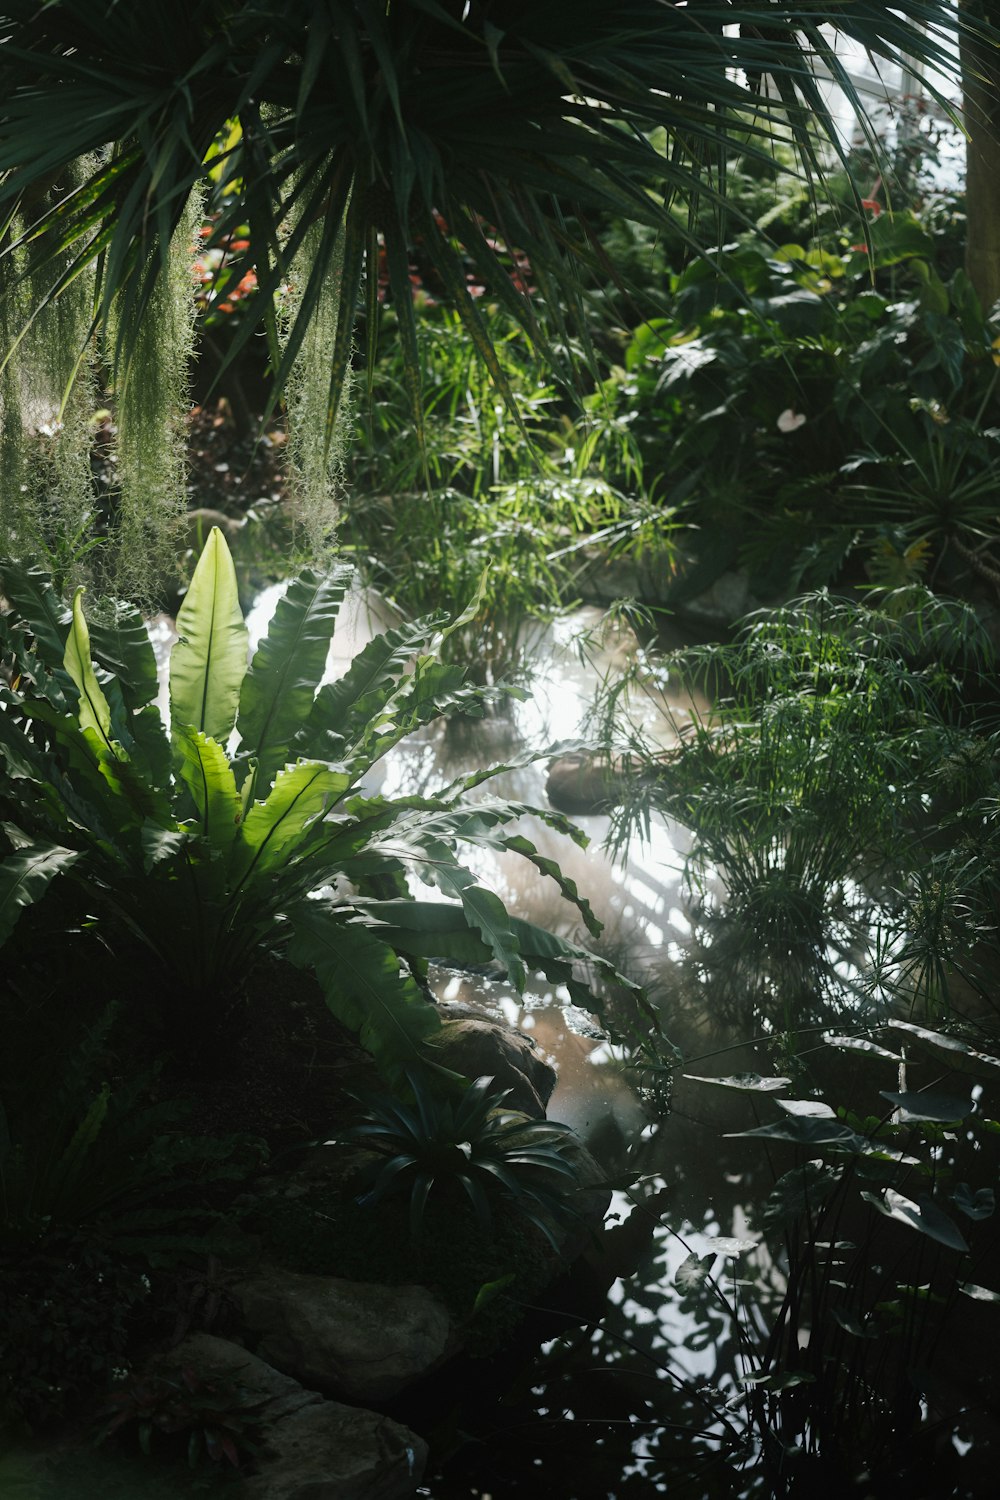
[776,408,807,433]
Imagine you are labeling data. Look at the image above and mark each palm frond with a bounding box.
[0,1,986,420]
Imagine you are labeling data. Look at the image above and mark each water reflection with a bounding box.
[171,581,999,1495]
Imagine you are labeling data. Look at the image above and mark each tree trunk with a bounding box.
[961,2,1000,311]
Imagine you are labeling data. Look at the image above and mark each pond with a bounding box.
[161,577,1000,1498]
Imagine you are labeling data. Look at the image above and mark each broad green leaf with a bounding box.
[762,1162,842,1232]
[684,1073,791,1093]
[879,1090,974,1123]
[236,565,353,792]
[238,760,351,870]
[0,826,81,945]
[728,1118,870,1152]
[0,560,70,669]
[287,904,440,1085]
[703,1234,760,1256]
[459,884,526,991]
[496,833,602,938]
[830,1307,879,1338]
[141,824,189,873]
[88,607,159,710]
[952,1183,995,1221]
[775,1099,837,1119]
[887,1020,1000,1075]
[63,587,114,749]
[173,727,242,846]
[959,1283,1000,1303]
[675,1250,714,1295]
[861,1188,969,1253]
[472,1272,516,1316]
[169,527,249,744]
[823,1032,904,1062]
[305,614,447,750]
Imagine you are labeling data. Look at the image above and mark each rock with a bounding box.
[234,1271,454,1403]
[154,1333,427,1500]
[545,752,621,816]
[429,1014,556,1117]
[243,1401,426,1500]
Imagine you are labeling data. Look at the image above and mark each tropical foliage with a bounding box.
[343,1069,581,1246]
[0,0,978,436]
[0,527,636,1079]
[591,588,1000,1025]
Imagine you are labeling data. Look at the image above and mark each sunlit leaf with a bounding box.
[775,1098,837,1119]
[823,1032,904,1062]
[887,1020,1000,1075]
[683,1073,791,1093]
[860,1188,969,1252]
[728,1118,869,1151]
[879,1090,974,1123]
[675,1250,713,1295]
[959,1282,1000,1303]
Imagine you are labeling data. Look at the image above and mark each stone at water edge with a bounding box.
[234,1272,456,1404]
[430,1013,556,1118]
[153,1332,427,1500]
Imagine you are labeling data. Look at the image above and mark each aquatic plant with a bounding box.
[590,588,999,1024]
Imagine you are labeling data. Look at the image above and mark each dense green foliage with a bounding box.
[343,1070,580,1246]
[0,1,978,435]
[0,529,635,1080]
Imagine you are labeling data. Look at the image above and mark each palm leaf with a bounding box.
[0,1,982,415]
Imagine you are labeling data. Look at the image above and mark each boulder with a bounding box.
[545,752,622,816]
[429,1014,556,1117]
[154,1333,427,1500]
[234,1271,454,1403]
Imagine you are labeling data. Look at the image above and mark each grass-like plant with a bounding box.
[590,589,999,1024]
[0,528,637,1080]
[343,1070,581,1247]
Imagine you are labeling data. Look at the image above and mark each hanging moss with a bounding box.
[0,160,100,592]
[281,211,351,560]
[107,184,205,606]
[0,241,26,538]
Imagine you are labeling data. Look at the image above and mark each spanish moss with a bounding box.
[107,183,205,606]
[0,159,99,591]
[281,211,350,561]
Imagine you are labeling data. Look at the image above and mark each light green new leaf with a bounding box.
[287,904,440,1085]
[236,565,353,792]
[239,760,351,870]
[173,727,242,845]
[170,527,249,744]
[63,587,114,750]
[0,825,81,945]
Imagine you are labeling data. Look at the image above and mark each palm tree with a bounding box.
[0,1,982,430]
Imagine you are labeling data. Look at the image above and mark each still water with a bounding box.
[227,585,1000,1497]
